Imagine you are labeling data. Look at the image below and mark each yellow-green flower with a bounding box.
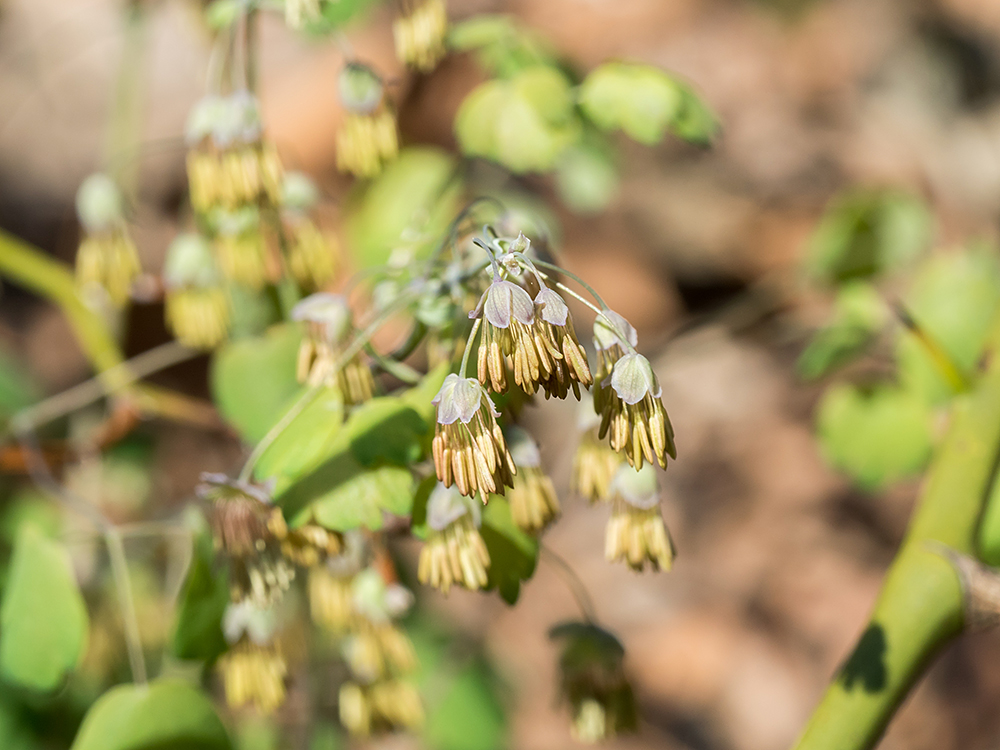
[74,173,140,307]
[163,233,230,349]
[393,0,448,72]
[572,396,624,502]
[506,426,560,533]
[604,465,674,572]
[219,601,287,713]
[417,483,490,594]
[292,293,375,405]
[339,679,424,736]
[281,171,338,289]
[336,65,398,178]
[533,286,593,399]
[197,473,294,606]
[474,277,540,394]
[550,622,638,743]
[212,206,271,290]
[432,374,515,498]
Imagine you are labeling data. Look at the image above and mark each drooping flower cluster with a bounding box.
[605,464,674,572]
[292,293,376,405]
[572,394,624,503]
[280,172,338,290]
[418,483,491,593]
[505,426,560,533]
[593,312,676,470]
[336,64,399,178]
[218,600,288,713]
[550,622,638,743]
[163,233,231,349]
[432,374,515,499]
[74,173,141,308]
[393,0,448,72]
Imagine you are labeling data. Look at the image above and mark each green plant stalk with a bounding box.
[794,322,1000,750]
[0,230,126,385]
[107,0,148,202]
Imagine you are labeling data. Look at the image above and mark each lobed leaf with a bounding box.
[480,496,538,604]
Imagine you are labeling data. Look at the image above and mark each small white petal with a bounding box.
[432,374,462,425]
[427,483,479,531]
[535,287,569,326]
[505,425,542,468]
[610,353,657,405]
[485,281,534,328]
[593,310,637,351]
[292,292,352,343]
[611,464,660,509]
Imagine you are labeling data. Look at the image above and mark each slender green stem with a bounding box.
[541,544,598,624]
[460,318,481,378]
[244,7,259,93]
[105,527,148,686]
[107,0,149,204]
[794,315,1000,750]
[530,258,609,312]
[895,303,970,393]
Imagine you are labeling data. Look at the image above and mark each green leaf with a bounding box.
[171,532,228,663]
[0,344,40,427]
[204,0,241,29]
[348,398,427,467]
[296,464,415,531]
[210,323,303,443]
[579,62,716,146]
[399,362,450,424]
[816,383,934,490]
[797,282,888,380]
[897,248,1000,403]
[346,148,461,269]
[977,465,1000,566]
[480,497,538,604]
[311,0,380,29]
[456,67,580,173]
[806,190,932,284]
[71,679,232,750]
[424,662,506,750]
[254,388,345,495]
[555,142,620,214]
[447,15,550,76]
[0,525,88,691]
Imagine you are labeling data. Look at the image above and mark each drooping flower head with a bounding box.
[163,233,231,349]
[74,173,141,308]
[197,473,293,607]
[532,284,594,399]
[280,172,338,289]
[431,374,515,498]
[292,292,375,405]
[604,464,674,572]
[309,531,367,632]
[339,679,424,737]
[417,483,491,594]
[284,0,320,29]
[336,64,398,178]
[550,622,638,743]
[218,600,287,713]
[185,92,283,214]
[211,205,271,290]
[342,569,417,681]
[393,0,448,72]
[571,393,623,503]
[593,311,676,469]
[505,425,560,533]
[473,277,539,394]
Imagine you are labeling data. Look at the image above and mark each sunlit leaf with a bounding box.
[816,383,934,489]
[0,525,88,692]
[348,397,427,467]
[555,141,619,214]
[210,323,303,443]
[797,282,888,380]
[346,148,461,269]
[70,680,232,750]
[295,463,415,531]
[447,15,550,76]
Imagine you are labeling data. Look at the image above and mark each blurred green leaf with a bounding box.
[310,0,380,30]
[579,62,717,145]
[171,532,228,663]
[816,383,934,489]
[297,463,415,531]
[977,463,1000,566]
[480,496,538,604]
[71,680,231,750]
[555,141,620,214]
[0,698,33,750]
[798,282,888,380]
[204,0,241,29]
[456,67,580,173]
[0,344,39,426]
[210,323,303,443]
[0,525,88,692]
[897,248,1000,403]
[346,148,461,269]
[806,190,932,284]
[448,15,550,76]
[348,397,427,467]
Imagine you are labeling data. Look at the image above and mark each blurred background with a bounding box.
[3,0,1000,748]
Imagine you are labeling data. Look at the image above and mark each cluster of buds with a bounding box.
[74,173,141,308]
[393,0,448,72]
[336,64,398,178]
[185,92,282,214]
[550,622,638,743]
[418,483,491,593]
[163,233,231,349]
[431,374,515,499]
[292,293,376,405]
[281,172,338,290]
[593,312,676,470]
[211,206,272,290]
[339,679,424,737]
[571,395,624,503]
[505,426,560,533]
[605,465,674,572]
[218,600,287,713]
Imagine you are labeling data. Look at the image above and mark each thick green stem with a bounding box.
[794,324,1000,750]
[0,230,126,384]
